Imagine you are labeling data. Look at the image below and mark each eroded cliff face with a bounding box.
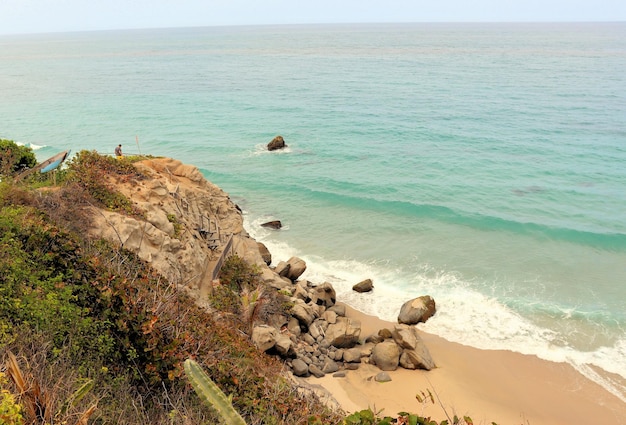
[87,157,264,293]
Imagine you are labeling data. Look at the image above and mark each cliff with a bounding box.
[86,157,266,296]
[85,156,436,382]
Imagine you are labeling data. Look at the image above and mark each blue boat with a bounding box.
[39,150,70,173]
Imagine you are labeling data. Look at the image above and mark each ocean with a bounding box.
[1,22,625,402]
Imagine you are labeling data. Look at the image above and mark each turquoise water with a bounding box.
[1,23,625,400]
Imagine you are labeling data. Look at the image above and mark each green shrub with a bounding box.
[218,255,262,292]
[0,139,36,177]
[0,371,23,425]
[63,150,144,217]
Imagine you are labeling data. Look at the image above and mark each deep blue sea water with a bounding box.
[1,22,625,401]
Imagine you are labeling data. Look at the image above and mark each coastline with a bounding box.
[307,304,626,425]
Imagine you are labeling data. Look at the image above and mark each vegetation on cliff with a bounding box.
[0,143,481,425]
[0,144,342,424]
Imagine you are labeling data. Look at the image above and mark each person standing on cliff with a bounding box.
[114,144,123,158]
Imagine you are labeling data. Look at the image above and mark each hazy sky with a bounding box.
[1,0,625,35]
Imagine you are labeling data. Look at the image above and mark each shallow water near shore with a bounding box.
[1,22,625,401]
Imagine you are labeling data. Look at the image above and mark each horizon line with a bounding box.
[2,20,625,37]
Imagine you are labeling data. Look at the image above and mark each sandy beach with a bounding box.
[306,304,626,425]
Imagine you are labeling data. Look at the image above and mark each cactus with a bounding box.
[183,359,247,425]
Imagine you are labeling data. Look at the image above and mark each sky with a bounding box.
[0,0,625,35]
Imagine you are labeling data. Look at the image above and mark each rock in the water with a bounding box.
[261,220,282,229]
[371,341,400,371]
[397,295,436,325]
[267,135,287,151]
[352,278,374,293]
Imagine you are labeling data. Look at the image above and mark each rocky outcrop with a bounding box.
[87,157,250,294]
[267,135,287,151]
[397,295,436,325]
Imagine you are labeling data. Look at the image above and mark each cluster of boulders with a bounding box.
[250,254,438,379]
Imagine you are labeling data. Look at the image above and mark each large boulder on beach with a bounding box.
[400,347,435,371]
[325,317,361,348]
[392,324,435,370]
[397,295,436,325]
[371,340,401,371]
[267,135,287,151]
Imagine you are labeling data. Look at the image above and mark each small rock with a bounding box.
[375,372,392,383]
[378,328,393,339]
[261,220,282,229]
[322,359,340,374]
[328,304,346,316]
[365,334,385,344]
[343,347,362,363]
[309,364,325,378]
